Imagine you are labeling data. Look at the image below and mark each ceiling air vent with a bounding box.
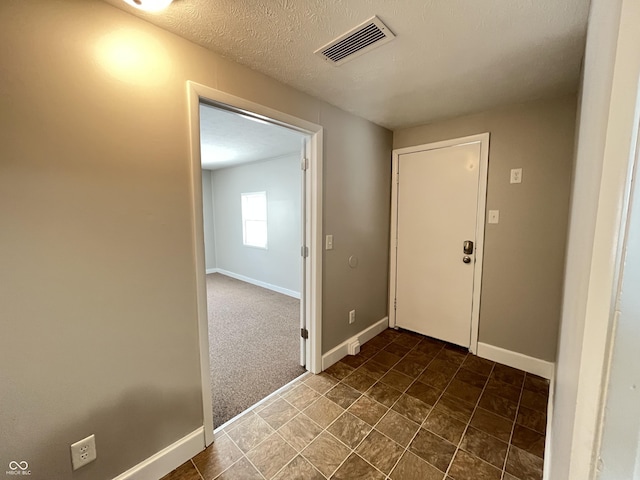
[315,16,395,66]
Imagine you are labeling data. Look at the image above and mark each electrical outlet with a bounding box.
[70,434,97,470]
[349,310,356,324]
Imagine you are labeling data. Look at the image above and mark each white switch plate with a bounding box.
[488,210,500,224]
[510,168,523,184]
[325,235,333,250]
[349,309,356,324]
[70,434,97,470]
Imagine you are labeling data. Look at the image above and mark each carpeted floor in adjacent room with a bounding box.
[206,273,306,427]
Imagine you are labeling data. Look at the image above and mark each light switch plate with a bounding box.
[488,210,500,224]
[325,235,333,250]
[510,168,523,184]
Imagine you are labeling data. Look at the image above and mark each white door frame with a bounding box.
[389,133,490,355]
[186,81,323,446]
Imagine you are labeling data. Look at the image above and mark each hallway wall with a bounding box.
[0,1,392,478]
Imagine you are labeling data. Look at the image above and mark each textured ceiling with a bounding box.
[200,104,304,170]
[103,0,591,129]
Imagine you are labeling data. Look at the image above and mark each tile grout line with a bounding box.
[379,344,450,479]
[209,431,250,480]
[355,339,434,478]
[416,350,471,477]
[213,331,504,480]
[315,333,434,479]
[189,458,205,480]
[500,373,527,480]
[218,414,274,480]
[443,362,496,479]
[245,381,339,479]
[218,370,310,435]
[322,358,407,477]
[373,335,487,478]
[359,335,470,479]
[196,331,542,480]
[269,372,374,479]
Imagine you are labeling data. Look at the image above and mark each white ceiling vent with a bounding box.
[315,16,395,66]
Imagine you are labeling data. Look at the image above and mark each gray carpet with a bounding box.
[206,273,305,427]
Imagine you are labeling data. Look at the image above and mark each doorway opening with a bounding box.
[200,103,307,428]
[187,82,323,445]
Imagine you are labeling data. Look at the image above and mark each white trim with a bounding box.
[322,317,389,370]
[211,268,301,299]
[187,83,215,446]
[307,129,323,374]
[477,342,555,379]
[543,368,556,480]
[187,82,323,446]
[389,133,490,355]
[566,2,640,477]
[472,135,490,353]
[112,428,204,480]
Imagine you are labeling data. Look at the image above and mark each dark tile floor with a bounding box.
[162,328,549,480]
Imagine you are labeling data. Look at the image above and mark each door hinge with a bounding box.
[301,158,309,171]
[301,328,309,339]
[301,246,309,258]
[394,298,397,310]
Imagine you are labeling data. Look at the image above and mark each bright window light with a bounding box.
[241,192,268,249]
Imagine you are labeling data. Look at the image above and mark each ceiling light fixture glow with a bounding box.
[123,0,173,12]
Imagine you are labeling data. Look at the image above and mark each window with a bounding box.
[241,192,268,249]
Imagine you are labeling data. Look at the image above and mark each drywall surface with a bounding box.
[550,0,625,477]
[394,96,577,362]
[0,0,391,478]
[211,154,301,293]
[201,170,217,270]
[320,103,393,352]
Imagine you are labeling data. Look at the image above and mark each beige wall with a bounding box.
[394,96,577,361]
[0,0,391,478]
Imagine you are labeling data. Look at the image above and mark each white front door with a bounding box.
[392,135,488,348]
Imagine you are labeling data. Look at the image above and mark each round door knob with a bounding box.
[463,256,471,264]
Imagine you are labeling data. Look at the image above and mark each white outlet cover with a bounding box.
[510,168,523,184]
[488,210,500,224]
[70,434,97,470]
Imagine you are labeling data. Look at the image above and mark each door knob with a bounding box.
[463,256,471,264]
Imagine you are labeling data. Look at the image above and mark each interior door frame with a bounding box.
[389,133,490,355]
[187,81,323,445]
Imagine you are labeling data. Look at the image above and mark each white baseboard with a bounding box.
[208,268,300,299]
[322,317,389,370]
[477,342,555,379]
[113,427,204,480]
